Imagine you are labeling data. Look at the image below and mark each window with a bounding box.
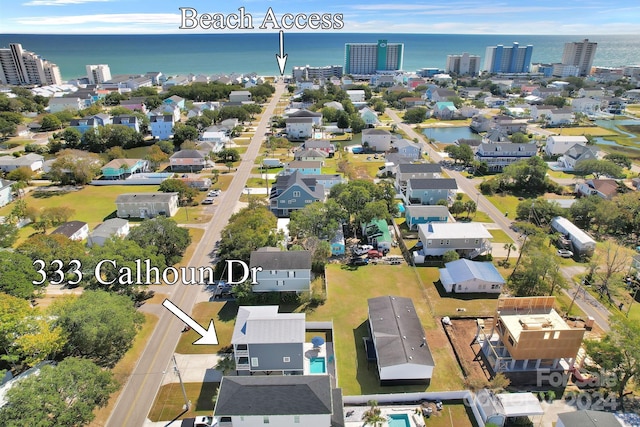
[544,332,551,340]
[553,331,560,339]
[293,191,301,197]
[263,416,270,424]
[294,415,300,423]
[508,335,515,346]
[288,271,295,278]
[251,357,259,367]
[277,280,284,286]
[283,356,290,363]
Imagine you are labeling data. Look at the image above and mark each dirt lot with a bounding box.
[444,318,493,385]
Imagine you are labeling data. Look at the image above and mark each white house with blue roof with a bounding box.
[439,258,505,293]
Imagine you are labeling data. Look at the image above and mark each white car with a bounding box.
[208,189,221,197]
[202,197,215,205]
[557,249,574,258]
[352,245,374,256]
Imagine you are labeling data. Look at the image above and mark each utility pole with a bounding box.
[172,354,190,411]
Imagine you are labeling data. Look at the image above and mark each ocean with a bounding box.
[0,33,638,80]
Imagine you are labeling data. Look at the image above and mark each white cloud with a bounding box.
[23,0,110,5]
[15,13,180,25]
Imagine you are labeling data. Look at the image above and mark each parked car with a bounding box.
[349,257,369,266]
[352,245,374,256]
[557,249,574,258]
[367,249,383,258]
[208,189,221,197]
[202,197,215,205]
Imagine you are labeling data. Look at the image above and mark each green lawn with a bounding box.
[175,301,238,355]
[148,382,218,422]
[307,264,466,395]
[489,229,514,244]
[544,126,617,137]
[485,193,525,217]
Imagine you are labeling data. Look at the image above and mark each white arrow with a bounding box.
[276,30,288,76]
[162,299,218,345]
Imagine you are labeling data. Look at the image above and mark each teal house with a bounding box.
[330,227,345,256]
[405,205,449,231]
[101,158,149,179]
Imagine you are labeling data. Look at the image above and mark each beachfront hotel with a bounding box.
[344,39,404,76]
[86,64,112,84]
[562,39,598,77]
[0,43,62,86]
[483,42,533,74]
[446,52,481,76]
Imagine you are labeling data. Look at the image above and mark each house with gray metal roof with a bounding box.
[249,247,312,292]
[87,218,130,247]
[0,153,44,173]
[367,296,435,384]
[439,259,505,293]
[115,192,179,218]
[395,162,442,192]
[269,170,329,218]
[557,410,623,427]
[232,305,306,375]
[213,376,344,427]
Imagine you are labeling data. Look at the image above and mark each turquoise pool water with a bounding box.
[309,357,326,374]
[388,413,411,427]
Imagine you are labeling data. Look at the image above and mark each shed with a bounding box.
[367,296,434,384]
[550,216,596,257]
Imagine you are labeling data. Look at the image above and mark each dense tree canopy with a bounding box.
[48,149,103,185]
[403,107,428,124]
[0,357,117,427]
[574,159,624,179]
[288,200,347,242]
[127,216,191,265]
[0,252,40,299]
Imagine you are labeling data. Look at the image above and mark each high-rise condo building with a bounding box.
[86,64,112,84]
[562,39,597,77]
[483,42,533,74]
[445,52,481,76]
[344,40,404,75]
[0,43,62,86]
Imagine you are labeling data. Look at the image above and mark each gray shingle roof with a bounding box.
[90,218,128,239]
[368,296,435,368]
[116,193,178,203]
[408,178,457,190]
[397,163,442,174]
[51,221,87,238]
[214,376,333,416]
[170,149,205,159]
[250,247,312,270]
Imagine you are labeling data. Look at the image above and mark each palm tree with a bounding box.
[362,400,386,427]
[503,243,516,259]
[215,354,236,376]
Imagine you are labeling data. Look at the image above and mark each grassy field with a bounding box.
[544,126,618,137]
[90,312,159,426]
[175,301,238,354]
[489,229,514,244]
[148,382,219,422]
[484,193,526,217]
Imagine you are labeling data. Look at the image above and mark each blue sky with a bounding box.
[1,0,639,34]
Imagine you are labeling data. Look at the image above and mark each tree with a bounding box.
[574,159,623,179]
[6,166,33,184]
[61,127,82,148]
[594,240,633,302]
[464,200,477,218]
[145,144,169,170]
[172,124,198,146]
[159,179,198,206]
[48,149,103,185]
[442,250,460,264]
[217,148,240,162]
[336,111,350,131]
[584,317,640,406]
[288,200,347,242]
[105,146,127,160]
[603,153,632,169]
[503,242,516,259]
[543,96,567,108]
[510,132,529,144]
[40,206,75,227]
[502,156,550,194]
[362,400,385,427]
[127,216,191,265]
[450,200,465,218]
[403,107,427,124]
[0,223,19,248]
[215,354,236,376]
[516,199,563,226]
[40,114,62,131]
[17,234,87,277]
[0,357,117,426]
[53,291,144,367]
[0,251,40,298]
[156,140,175,154]
[0,117,17,138]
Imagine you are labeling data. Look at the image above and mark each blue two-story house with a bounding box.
[405,205,449,230]
[232,305,306,375]
[269,170,326,218]
[149,114,174,140]
[282,161,322,175]
[249,247,312,293]
[406,178,458,205]
[112,115,140,133]
[69,114,112,134]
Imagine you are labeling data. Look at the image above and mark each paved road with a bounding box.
[385,109,613,331]
[106,81,287,427]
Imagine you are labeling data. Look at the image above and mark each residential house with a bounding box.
[120,97,148,113]
[232,305,305,374]
[632,177,640,191]
[330,227,345,256]
[359,106,380,126]
[0,153,44,173]
[101,158,148,179]
[149,114,174,140]
[417,222,492,258]
[362,128,392,152]
[395,163,442,192]
[404,205,449,231]
[346,89,365,104]
[403,97,426,107]
[286,109,323,126]
[323,101,343,111]
[429,88,457,103]
[51,221,89,241]
[0,178,15,207]
[163,95,185,110]
[154,103,181,123]
[406,178,457,205]
[532,86,562,99]
[368,296,435,384]
[69,114,111,134]
[361,219,392,251]
[293,149,327,163]
[213,376,343,427]
[470,114,492,133]
[433,102,458,119]
[475,143,538,172]
[87,218,130,247]
[550,216,597,257]
[474,389,544,427]
[269,170,325,217]
[545,108,574,126]
[169,150,207,171]
[229,90,252,103]
[200,126,230,147]
[530,105,556,122]
[600,97,626,115]
[557,410,623,427]
[544,136,588,156]
[477,296,585,384]
[249,247,312,293]
[484,127,510,143]
[559,144,598,170]
[390,139,422,160]
[439,259,505,293]
[304,140,335,157]
[286,117,314,140]
[492,115,528,134]
[577,88,604,98]
[483,97,507,108]
[283,161,322,175]
[115,192,179,218]
[454,138,482,153]
[459,106,480,118]
[47,97,84,113]
[575,179,620,200]
[571,97,602,115]
[112,115,140,133]
[459,87,484,99]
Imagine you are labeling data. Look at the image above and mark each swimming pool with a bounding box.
[309,357,326,374]
[387,413,411,427]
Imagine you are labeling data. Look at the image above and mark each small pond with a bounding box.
[422,127,481,144]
